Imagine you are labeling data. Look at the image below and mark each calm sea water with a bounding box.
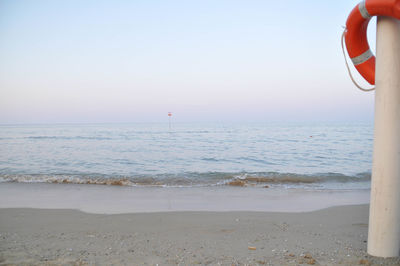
[0,123,373,190]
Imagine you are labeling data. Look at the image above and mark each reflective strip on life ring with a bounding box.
[351,49,373,65]
[344,0,400,85]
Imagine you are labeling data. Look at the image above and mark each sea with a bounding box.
[0,122,373,191]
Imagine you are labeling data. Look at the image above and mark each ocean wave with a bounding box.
[0,172,371,188]
[26,136,112,140]
[236,157,277,165]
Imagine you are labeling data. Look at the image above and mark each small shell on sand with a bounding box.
[304,253,313,259]
[301,253,316,265]
[307,258,316,265]
[359,259,371,265]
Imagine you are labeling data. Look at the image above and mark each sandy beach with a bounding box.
[1,204,399,265]
[1,0,393,264]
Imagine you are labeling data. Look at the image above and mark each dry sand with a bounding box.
[1,205,400,265]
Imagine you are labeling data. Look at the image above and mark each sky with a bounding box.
[0,0,376,124]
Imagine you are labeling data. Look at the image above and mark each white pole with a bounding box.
[368,16,400,257]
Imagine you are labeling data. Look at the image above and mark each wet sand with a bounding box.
[1,205,400,265]
[0,183,370,213]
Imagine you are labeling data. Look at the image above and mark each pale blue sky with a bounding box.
[0,0,375,124]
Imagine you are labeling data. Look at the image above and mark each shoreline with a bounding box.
[0,182,370,214]
[1,205,400,265]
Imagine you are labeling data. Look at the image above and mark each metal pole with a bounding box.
[368,16,400,257]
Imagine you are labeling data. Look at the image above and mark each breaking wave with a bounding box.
[0,172,371,188]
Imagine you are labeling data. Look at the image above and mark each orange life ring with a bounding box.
[345,0,400,85]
